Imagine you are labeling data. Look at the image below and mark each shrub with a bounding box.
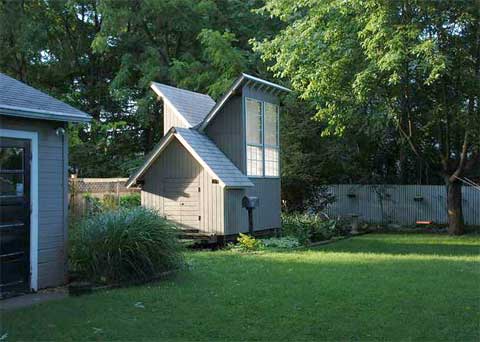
[83,193,141,217]
[237,233,264,251]
[281,213,347,244]
[119,193,141,208]
[70,207,183,284]
[261,236,301,249]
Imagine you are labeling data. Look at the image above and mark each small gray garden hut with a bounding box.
[127,74,290,238]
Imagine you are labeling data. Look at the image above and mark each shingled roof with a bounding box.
[0,72,91,122]
[126,127,253,189]
[151,82,215,127]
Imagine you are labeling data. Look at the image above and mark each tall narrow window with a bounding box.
[264,102,279,176]
[246,98,263,176]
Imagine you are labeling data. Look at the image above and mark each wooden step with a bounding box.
[178,227,200,234]
[179,232,217,243]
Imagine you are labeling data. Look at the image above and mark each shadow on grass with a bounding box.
[312,241,480,257]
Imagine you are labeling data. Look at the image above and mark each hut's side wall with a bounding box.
[0,116,68,289]
[141,138,224,234]
[224,178,281,235]
[211,84,282,235]
[163,103,188,135]
[205,95,245,172]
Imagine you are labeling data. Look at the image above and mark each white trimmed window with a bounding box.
[246,98,263,176]
[245,98,280,177]
[264,102,279,176]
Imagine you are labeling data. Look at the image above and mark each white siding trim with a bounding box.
[150,83,192,128]
[126,133,176,188]
[0,128,39,291]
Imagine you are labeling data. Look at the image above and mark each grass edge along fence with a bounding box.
[323,184,480,226]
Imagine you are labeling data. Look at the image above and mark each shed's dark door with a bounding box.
[0,137,31,298]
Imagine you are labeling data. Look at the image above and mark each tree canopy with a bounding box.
[1,0,478,232]
[255,0,479,233]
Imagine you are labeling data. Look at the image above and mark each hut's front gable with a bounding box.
[140,138,224,235]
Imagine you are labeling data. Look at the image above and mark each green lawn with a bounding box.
[2,234,480,341]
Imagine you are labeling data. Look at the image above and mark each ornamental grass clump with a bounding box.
[70,207,183,284]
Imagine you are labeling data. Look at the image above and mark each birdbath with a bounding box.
[350,214,360,235]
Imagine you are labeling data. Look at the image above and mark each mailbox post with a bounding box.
[242,196,259,235]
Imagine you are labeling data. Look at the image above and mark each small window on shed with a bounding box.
[246,98,263,176]
[246,98,262,145]
[264,103,279,146]
[264,103,279,177]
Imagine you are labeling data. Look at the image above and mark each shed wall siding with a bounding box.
[242,83,280,105]
[225,178,281,235]
[246,178,281,230]
[163,103,188,135]
[214,85,282,235]
[141,139,224,234]
[1,115,67,289]
[205,95,245,172]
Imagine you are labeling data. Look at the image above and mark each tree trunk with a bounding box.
[446,180,464,235]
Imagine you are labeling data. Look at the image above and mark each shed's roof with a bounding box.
[151,82,215,127]
[0,72,91,122]
[126,127,253,189]
[198,73,290,131]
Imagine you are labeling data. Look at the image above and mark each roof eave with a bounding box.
[225,183,254,189]
[0,105,91,123]
[198,74,291,132]
[126,129,176,188]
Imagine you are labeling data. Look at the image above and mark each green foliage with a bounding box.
[236,233,264,252]
[170,29,247,99]
[281,213,347,244]
[83,193,140,217]
[257,0,480,233]
[256,0,479,179]
[261,236,300,249]
[70,207,183,284]
[119,193,141,208]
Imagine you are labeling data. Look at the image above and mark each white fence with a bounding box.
[323,184,480,226]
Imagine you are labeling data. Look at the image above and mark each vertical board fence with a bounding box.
[69,178,140,218]
[323,184,480,226]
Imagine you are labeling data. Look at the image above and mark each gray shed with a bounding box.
[0,73,91,297]
[127,74,290,237]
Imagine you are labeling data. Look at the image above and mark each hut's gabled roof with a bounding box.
[126,127,253,189]
[151,82,215,127]
[198,73,290,131]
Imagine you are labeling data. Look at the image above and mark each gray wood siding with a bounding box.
[208,84,282,235]
[242,84,280,105]
[225,178,281,234]
[141,139,224,234]
[205,95,245,172]
[247,178,281,230]
[164,102,188,135]
[224,189,247,235]
[1,115,68,289]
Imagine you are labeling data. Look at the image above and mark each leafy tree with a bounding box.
[256,0,480,234]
